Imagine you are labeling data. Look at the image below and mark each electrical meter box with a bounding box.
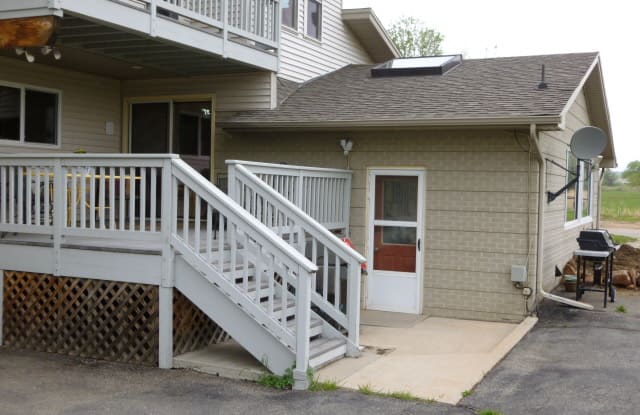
[511,265,527,283]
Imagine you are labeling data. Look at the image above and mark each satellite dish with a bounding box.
[570,126,607,160]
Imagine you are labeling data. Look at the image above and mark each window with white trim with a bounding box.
[281,0,297,29]
[565,150,593,224]
[0,83,59,146]
[306,0,322,39]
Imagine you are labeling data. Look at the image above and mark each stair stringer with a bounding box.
[174,256,295,375]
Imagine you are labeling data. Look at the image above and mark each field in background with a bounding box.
[601,186,640,223]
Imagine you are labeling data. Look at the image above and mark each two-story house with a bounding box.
[0,0,616,389]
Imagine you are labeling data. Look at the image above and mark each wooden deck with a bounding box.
[0,155,362,386]
[0,226,220,255]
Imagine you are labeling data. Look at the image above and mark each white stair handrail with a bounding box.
[228,163,364,354]
[171,159,316,381]
[230,164,365,265]
[172,159,317,275]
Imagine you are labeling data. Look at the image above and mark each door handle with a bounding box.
[417,239,421,251]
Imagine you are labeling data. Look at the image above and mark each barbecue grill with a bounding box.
[577,230,617,252]
[574,229,618,307]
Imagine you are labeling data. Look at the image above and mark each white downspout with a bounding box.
[528,124,594,311]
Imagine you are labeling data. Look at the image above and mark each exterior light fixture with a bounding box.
[41,45,62,60]
[339,139,353,156]
[15,47,35,62]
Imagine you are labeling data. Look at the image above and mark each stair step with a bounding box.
[221,264,257,283]
[268,297,296,318]
[309,337,347,369]
[237,279,275,301]
[287,316,324,338]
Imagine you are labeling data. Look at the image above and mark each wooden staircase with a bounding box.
[0,154,365,389]
[173,239,348,374]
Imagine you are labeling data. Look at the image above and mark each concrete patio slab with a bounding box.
[174,314,537,405]
[317,316,538,404]
[174,340,266,381]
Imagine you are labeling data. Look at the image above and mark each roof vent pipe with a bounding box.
[537,64,548,89]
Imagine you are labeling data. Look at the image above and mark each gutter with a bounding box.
[528,124,594,311]
[221,115,563,131]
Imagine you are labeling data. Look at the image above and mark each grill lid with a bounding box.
[576,229,616,251]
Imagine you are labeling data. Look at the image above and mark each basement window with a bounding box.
[371,55,462,78]
[0,83,59,146]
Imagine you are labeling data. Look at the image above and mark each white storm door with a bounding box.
[366,169,425,314]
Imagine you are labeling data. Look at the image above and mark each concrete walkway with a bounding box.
[317,315,537,404]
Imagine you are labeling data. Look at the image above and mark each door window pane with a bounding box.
[282,0,297,28]
[306,0,321,39]
[373,226,416,273]
[24,89,58,144]
[201,118,211,156]
[0,86,20,141]
[131,103,169,153]
[381,226,416,245]
[375,176,418,221]
[172,101,212,156]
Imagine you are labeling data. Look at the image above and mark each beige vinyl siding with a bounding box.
[540,90,598,290]
[217,129,536,322]
[0,57,121,154]
[121,72,274,112]
[279,0,373,82]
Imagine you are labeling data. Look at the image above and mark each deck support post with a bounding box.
[158,286,173,369]
[293,269,312,390]
[158,159,174,369]
[0,270,4,346]
[346,261,361,357]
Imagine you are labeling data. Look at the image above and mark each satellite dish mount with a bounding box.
[547,126,607,203]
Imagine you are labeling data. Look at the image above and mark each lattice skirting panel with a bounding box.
[2,271,229,365]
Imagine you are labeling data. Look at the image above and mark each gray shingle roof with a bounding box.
[223,52,599,128]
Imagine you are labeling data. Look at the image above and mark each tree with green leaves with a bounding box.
[623,161,640,186]
[602,169,620,187]
[387,16,444,57]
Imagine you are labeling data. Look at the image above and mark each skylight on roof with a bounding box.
[371,55,462,77]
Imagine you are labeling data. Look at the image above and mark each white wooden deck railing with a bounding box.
[117,0,280,48]
[227,160,352,234]
[0,155,171,240]
[0,154,321,380]
[227,161,364,351]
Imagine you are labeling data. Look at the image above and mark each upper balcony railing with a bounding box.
[0,0,280,71]
[114,0,279,49]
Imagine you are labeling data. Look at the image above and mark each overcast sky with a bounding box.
[343,0,638,171]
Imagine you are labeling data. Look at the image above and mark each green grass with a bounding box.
[478,411,505,415]
[462,389,472,398]
[616,305,628,313]
[601,186,640,222]
[309,378,340,391]
[357,384,434,403]
[257,368,295,390]
[611,234,638,245]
